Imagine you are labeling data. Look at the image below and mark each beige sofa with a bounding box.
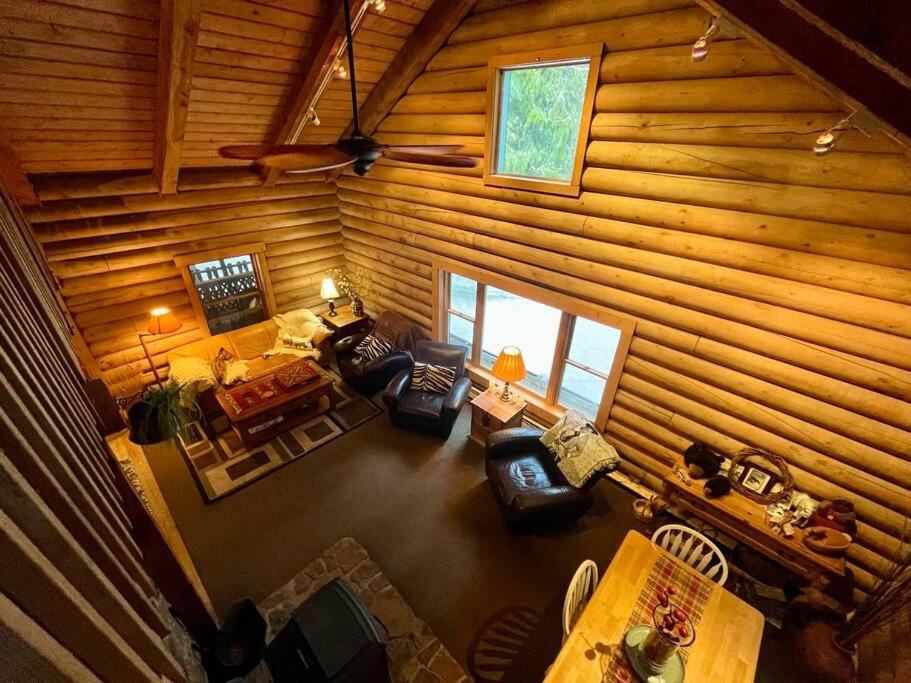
[167,318,315,380]
[167,313,333,417]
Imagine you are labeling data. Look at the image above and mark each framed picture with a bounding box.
[739,464,778,495]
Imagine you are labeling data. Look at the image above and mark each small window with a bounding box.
[175,244,276,337]
[188,254,267,334]
[484,44,601,196]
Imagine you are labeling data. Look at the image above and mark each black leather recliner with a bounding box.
[333,332,412,395]
[485,427,595,529]
[383,340,472,438]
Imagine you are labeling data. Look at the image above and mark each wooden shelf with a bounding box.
[663,473,845,580]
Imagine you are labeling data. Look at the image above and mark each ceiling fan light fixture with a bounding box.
[219,0,480,176]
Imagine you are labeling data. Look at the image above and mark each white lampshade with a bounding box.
[320,277,340,300]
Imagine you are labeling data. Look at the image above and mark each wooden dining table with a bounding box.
[545,530,764,682]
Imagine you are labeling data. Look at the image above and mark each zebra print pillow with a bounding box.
[410,362,456,394]
[354,334,393,362]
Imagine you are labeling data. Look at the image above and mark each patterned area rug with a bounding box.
[247,538,469,683]
[177,372,380,503]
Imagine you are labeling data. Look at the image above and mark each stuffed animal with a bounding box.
[683,441,724,479]
[703,475,731,498]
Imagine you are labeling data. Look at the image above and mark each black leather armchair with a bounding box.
[383,340,472,438]
[333,331,412,395]
[485,427,595,529]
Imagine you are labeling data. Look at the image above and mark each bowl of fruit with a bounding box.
[623,585,695,682]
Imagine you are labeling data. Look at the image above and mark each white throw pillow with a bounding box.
[168,356,216,393]
[274,308,321,340]
[222,360,250,386]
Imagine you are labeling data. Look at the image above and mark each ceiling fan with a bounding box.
[219,0,477,176]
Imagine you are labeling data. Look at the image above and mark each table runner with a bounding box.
[606,554,713,680]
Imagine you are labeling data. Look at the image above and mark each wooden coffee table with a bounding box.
[215,360,336,449]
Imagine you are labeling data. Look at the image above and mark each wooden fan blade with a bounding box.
[219,144,276,160]
[382,150,477,168]
[384,145,466,155]
[219,143,341,160]
[259,147,357,172]
[260,154,356,172]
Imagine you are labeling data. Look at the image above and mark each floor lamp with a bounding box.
[140,307,182,387]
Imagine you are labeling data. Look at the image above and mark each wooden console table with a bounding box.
[662,473,844,581]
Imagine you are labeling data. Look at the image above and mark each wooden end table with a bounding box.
[215,360,336,449]
[661,472,845,581]
[469,390,526,446]
[320,305,371,337]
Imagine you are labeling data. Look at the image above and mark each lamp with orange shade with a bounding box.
[140,307,183,386]
[491,346,526,401]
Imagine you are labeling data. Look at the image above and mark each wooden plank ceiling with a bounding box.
[0,0,434,176]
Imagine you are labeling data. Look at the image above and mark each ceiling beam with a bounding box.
[694,0,911,152]
[262,0,369,186]
[0,143,39,208]
[344,0,479,139]
[153,0,202,194]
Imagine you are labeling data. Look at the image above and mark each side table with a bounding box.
[469,390,526,446]
[320,304,372,339]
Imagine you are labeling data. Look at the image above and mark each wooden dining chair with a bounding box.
[562,560,599,639]
[651,524,729,585]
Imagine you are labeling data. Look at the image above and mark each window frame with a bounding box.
[174,242,277,337]
[483,43,603,197]
[433,258,635,430]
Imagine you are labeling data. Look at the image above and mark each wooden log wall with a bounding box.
[338,0,911,596]
[0,184,186,681]
[25,169,343,398]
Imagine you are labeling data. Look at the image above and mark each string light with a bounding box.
[335,62,348,79]
[813,116,853,156]
[691,20,720,62]
[373,0,386,12]
[308,108,320,126]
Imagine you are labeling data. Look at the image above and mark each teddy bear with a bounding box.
[683,441,724,479]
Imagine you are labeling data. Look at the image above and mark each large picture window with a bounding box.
[438,263,634,429]
[484,44,602,197]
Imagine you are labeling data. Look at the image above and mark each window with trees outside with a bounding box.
[442,269,633,429]
[484,44,602,196]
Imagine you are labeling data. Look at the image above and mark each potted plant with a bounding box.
[327,266,372,317]
[793,534,911,682]
[128,383,199,445]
